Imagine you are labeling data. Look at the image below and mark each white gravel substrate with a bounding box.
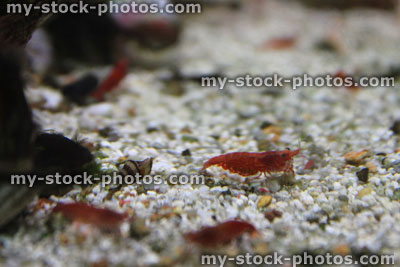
[2,1,400,266]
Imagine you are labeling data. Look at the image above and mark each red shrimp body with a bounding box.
[91,59,129,101]
[185,220,258,247]
[53,202,127,230]
[202,149,300,177]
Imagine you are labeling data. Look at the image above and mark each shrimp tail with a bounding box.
[202,155,225,170]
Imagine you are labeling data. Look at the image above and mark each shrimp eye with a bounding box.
[281,154,287,158]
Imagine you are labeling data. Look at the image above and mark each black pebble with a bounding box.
[314,39,338,52]
[146,127,159,133]
[61,74,98,103]
[181,149,191,157]
[260,121,273,129]
[99,127,119,141]
[234,128,241,137]
[356,168,369,183]
[390,120,400,135]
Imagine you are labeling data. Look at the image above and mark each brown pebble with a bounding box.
[263,125,282,138]
[358,187,373,198]
[333,244,351,256]
[59,233,69,245]
[90,259,108,267]
[344,150,369,166]
[265,209,282,222]
[304,159,316,170]
[365,161,377,173]
[260,37,297,50]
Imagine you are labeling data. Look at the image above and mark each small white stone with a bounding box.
[152,160,174,173]
[333,182,342,191]
[147,191,157,197]
[85,103,114,116]
[300,192,314,205]
[291,199,305,211]
[210,186,224,193]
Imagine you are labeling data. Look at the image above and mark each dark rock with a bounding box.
[181,149,191,157]
[61,74,99,104]
[260,121,273,129]
[356,168,369,183]
[146,127,159,133]
[390,120,400,135]
[98,126,119,141]
[34,133,93,171]
[314,38,341,53]
[0,49,36,173]
[233,128,241,137]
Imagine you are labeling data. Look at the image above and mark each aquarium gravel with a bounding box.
[1,1,400,266]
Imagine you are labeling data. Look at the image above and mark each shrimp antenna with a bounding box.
[297,139,305,158]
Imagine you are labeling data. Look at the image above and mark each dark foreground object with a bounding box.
[0,50,94,228]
